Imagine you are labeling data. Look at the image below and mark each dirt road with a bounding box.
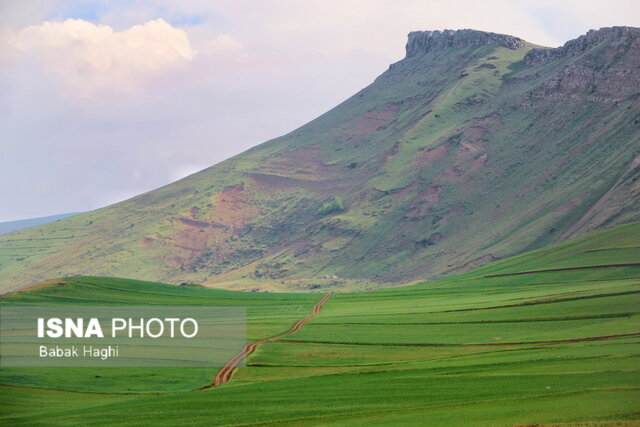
[198,293,332,390]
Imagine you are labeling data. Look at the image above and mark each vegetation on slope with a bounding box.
[317,196,345,216]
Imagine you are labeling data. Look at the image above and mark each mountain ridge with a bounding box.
[405,29,527,57]
[0,26,638,293]
[524,26,640,65]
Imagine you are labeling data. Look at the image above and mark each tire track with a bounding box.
[197,293,332,390]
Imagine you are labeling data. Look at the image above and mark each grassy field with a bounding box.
[1,223,639,425]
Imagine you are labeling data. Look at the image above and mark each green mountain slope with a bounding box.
[1,27,639,292]
[1,222,638,425]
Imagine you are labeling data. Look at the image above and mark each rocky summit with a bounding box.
[405,29,527,56]
[0,27,638,292]
[524,26,640,65]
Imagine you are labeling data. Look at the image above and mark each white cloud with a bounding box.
[203,33,243,53]
[169,164,210,182]
[195,33,251,73]
[4,18,196,97]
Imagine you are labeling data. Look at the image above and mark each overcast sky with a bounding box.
[1,0,638,221]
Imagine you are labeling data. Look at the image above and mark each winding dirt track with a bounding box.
[197,293,332,390]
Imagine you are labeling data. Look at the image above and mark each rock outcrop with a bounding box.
[405,29,526,57]
[524,26,640,102]
[524,26,640,66]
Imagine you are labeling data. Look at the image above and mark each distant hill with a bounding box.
[0,212,81,235]
[0,27,638,293]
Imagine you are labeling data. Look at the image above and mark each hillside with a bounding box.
[1,27,639,292]
[1,222,639,424]
[0,213,80,236]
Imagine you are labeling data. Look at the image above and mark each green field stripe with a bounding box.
[0,382,171,396]
[437,290,640,313]
[277,332,640,347]
[225,387,640,427]
[485,263,640,278]
[310,312,640,325]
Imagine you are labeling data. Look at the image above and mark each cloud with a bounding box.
[4,18,196,97]
[169,164,210,182]
[204,33,243,53]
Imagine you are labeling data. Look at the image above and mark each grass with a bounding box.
[1,223,638,425]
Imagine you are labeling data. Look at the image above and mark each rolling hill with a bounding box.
[1,222,638,425]
[1,27,639,293]
[0,213,81,236]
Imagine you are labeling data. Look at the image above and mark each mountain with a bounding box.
[0,212,81,236]
[1,27,638,293]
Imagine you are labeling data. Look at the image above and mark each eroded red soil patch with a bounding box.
[259,143,341,184]
[339,104,400,138]
[160,183,260,271]
[405,115,501,217]
[405,185,443,218]
[416,143,449,167]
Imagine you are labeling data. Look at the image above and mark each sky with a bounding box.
[1,0,639,222]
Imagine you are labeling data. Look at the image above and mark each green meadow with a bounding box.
[1,222,639,425]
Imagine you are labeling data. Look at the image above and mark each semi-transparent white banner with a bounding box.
[0,306,246,367]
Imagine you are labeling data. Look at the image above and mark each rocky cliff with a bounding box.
[523,26,640,103]
[524,26,640,66]
[406,29,527,57]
